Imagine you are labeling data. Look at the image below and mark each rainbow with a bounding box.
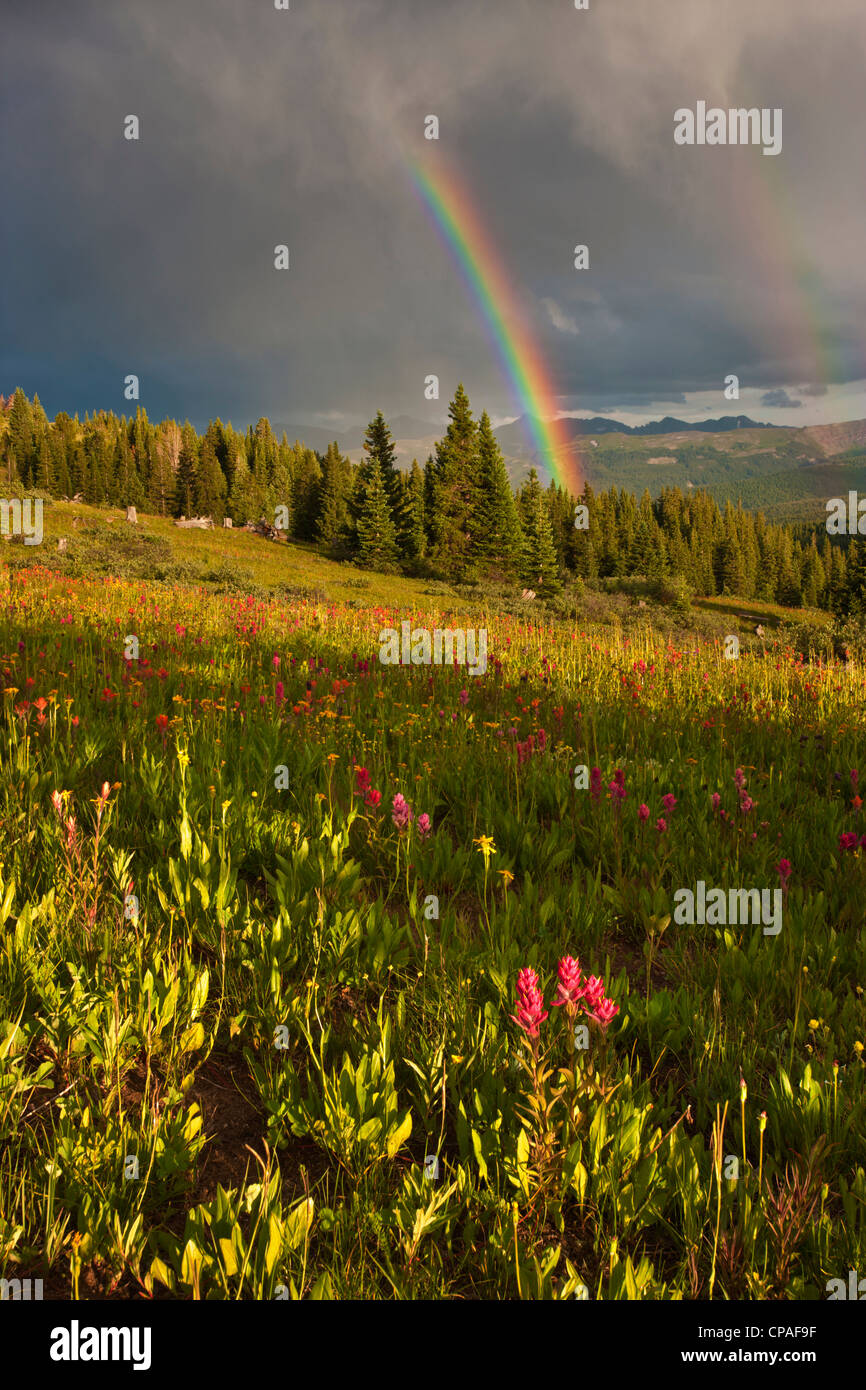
[408,157,583,496]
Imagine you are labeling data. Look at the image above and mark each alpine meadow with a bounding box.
[2,0,866,1349]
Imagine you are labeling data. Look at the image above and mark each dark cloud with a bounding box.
[760,389,803,409]
[2,0,864,428]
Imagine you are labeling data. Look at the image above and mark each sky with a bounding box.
[2,0,866,437]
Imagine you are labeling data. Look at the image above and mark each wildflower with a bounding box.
[155,714,169,733]
[662,793,677,812]
[473,834,497,864]
[638,802,649,822]
[853,796,863,811]
[536,728,547,752]
[272,655,280,669]
[839,832,859,852]
[364,788,382,810]
[734,767,747,789]
[589,996,619,1029]
[355,766,371,794]
[417,812,432,838]
[590,767,602,802]
[459,689,469,707]
[392,793,414,832]
[275,680,285,705]
[711,792,721,812]
[51,789,64,816]
[511,967,548,1038]
[551,955,584,1009]
[656,816,668,833]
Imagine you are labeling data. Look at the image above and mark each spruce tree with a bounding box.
[356,458,398,570]
[362,410,400,507]
[428,384,479,578]
[471,411,522,573]
[175,424,199,516]
[401,459,427,564]
[195,434,227,520]
[317,441,352,552]
[520,470,562,595]
[229,449,257,524]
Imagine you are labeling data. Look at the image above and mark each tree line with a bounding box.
[1,384,864,616]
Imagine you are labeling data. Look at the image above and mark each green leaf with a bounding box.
[386,1109,412,1158]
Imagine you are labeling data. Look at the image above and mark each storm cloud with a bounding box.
[2,0,864,433]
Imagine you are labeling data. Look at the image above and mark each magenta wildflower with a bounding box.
[581,975,605,1011]
[391,793,414,831]
[551,956,585,1009]
[656,816,668,833]
[590,767,602,802]
[417,812,432,837]
[662,793,677,813]
[511,967,548,1038]
[589,996,620,1029]
[638,802,650,822]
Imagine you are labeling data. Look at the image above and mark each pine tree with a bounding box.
[520,470,562,595]
[471,411,522,573]
[229,449,257,524]
[291,444,323,539]
[175,424,199,516]
[356,459,398,570]
[149,422,179,516]
[401,459,427,564]
[362,411,400,506]
[317,441,352,552]
[195,434,227,520]
[428,384,479,578]
[8,388,35,483]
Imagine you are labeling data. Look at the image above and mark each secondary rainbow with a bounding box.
[409,158,583,496]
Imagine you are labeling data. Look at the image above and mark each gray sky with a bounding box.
[3,0,865,435]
